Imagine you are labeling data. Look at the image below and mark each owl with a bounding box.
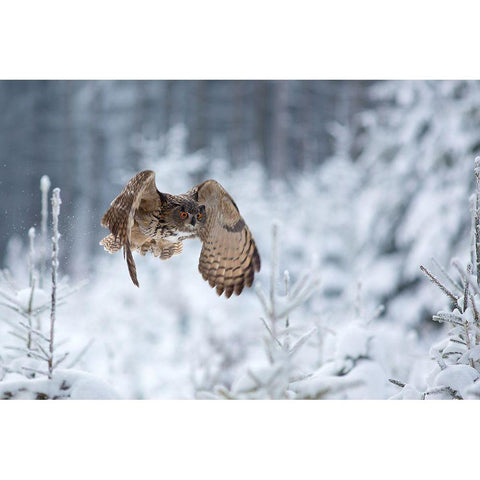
[100,170,261,298]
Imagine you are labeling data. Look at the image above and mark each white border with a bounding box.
[1,400,479,479]
[1,1,479,79]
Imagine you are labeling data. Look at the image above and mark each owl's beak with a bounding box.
[190,215,196,226]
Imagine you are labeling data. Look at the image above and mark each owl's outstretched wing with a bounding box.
[100,170,161,286]
[193,180,261,298]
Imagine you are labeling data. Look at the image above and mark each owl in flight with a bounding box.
[100,170,261,298]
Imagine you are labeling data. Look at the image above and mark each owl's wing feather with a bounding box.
[101,170,159,242]
[100,170,161,287]
[194,180,261,298]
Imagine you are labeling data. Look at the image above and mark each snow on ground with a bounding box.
[0,369,119,400]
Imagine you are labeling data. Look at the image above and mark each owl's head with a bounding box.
[169,200,206,232]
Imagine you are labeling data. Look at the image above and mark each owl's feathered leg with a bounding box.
[159,241,183,260]
[147,239,183,260]
[124,239,139,287]
[99,233,123,253]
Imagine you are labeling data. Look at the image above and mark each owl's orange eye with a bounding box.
[196,213,202,220]
[180,211,188,219]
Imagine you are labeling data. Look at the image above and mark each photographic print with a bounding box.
[1,80,479,400]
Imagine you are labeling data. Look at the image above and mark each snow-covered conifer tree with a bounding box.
[391,158,480,399]
[353,81,480,328]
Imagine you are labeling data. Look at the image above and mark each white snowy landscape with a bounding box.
[2,80,480,400]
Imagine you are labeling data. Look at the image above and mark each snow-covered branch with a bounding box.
[48,187,62,379]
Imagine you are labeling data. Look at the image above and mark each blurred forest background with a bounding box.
[0,80,370,276]
[2,80,480,399]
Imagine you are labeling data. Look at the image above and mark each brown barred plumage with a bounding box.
[100,170,260,297]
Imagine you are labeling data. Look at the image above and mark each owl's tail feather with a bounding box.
[100,234,139,287]
[124,240,139,287]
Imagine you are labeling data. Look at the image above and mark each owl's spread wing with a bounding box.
[193,180,261,298]
[100,170,161,286]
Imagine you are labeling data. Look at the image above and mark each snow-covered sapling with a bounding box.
[46,187,67,379]
[0,181,75,381]
[210,223,321,399]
